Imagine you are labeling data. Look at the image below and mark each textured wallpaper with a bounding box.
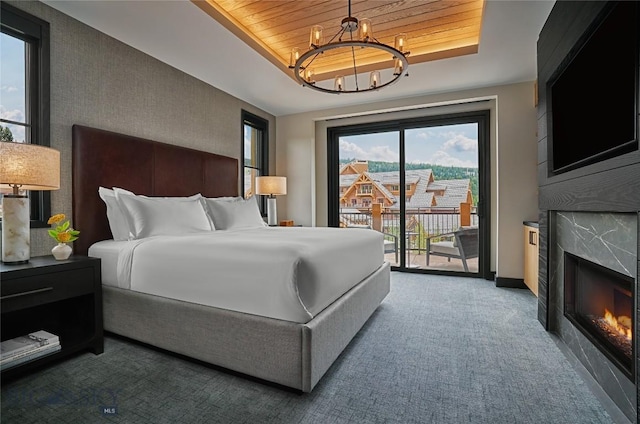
[3,1,275,257]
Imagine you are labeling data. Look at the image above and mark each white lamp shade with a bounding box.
[255,176,287,196]
[0,142,60,190]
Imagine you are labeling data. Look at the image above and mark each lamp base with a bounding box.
[1,195,30,263]
[266,197,278,226]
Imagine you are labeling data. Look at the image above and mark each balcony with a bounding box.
[341,207,479,273]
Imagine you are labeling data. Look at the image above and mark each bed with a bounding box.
[72,124,390,392]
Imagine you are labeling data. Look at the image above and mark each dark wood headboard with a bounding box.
[72,125,238,255]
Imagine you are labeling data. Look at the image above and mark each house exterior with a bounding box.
[339,160,473,212]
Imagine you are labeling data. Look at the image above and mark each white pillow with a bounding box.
[197,196,241,230]
[112,187,201,201]
[98,187,134,241]
[203,196,266,230]
[210,196,242,202]
[116,194,212,239]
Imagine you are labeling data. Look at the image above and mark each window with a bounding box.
[1,3,50,227]
[241,110,268,214]
[327,109,490,277]
[358,184,372,194]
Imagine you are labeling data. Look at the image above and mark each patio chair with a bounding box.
[383,233,398,263]
[426,226,478,272]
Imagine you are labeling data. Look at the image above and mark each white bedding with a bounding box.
[89,227,384,323]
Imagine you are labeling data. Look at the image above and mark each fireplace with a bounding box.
[564,252,635,381]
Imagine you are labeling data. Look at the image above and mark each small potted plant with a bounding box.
[47,214,80,260]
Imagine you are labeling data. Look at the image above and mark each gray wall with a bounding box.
[4,1,275,257]
[537,2,640,421]
[537,0,640,328]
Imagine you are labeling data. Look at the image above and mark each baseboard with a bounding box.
[495,276,527,289]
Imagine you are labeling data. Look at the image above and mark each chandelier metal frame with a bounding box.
[289,0,410,94]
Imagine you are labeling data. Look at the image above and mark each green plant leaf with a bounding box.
[48,229,58,239]
[69,230,80,236]
[61,221,70,231]
[69,236,79,242]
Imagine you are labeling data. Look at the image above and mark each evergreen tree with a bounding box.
[0,125,14,142]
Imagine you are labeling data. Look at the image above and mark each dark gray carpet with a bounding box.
[1,273,616,423]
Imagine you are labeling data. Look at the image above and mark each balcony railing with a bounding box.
[340,207,479,254]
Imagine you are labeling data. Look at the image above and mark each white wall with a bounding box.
[276,81,539,279]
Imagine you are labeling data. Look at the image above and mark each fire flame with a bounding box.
[604,308,632,340]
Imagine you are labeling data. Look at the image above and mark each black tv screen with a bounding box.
[549,1,639,174]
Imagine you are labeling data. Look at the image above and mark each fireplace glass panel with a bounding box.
[564,252,635,381]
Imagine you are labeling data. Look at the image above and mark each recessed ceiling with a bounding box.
[194,0,485,82]
[42,0,555,116]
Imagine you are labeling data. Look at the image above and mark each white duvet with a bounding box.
[90,227,384,323]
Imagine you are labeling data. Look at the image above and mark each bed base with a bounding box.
[73,125,391,392]
[103,262,390,392]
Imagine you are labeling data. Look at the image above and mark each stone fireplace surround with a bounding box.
[549,212,637,419]
[537,2,640,422]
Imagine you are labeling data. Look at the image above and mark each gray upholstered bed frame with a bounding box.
[72,125,390,392]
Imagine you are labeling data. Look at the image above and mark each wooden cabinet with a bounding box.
[523,223,539,296]
[1,256,103,380]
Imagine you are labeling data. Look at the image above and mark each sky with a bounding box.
[339,123,478,168]
[1,32,27,142]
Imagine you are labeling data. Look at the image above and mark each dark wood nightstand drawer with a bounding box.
[1,267,95,313]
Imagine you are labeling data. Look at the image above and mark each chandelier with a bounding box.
[288,0,410,94]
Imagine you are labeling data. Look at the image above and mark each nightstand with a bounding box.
[0,256,103,380]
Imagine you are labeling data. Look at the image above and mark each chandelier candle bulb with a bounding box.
[289,48,300,68]
[359,19,372,41]
[369,71,380,89]
[305,68,315,84]
[395,34,407,52]
[334,75,345,91]
[394,58,404,75]
[310,25,323,48]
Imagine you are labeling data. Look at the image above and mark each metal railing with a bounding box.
[340,208,479,254]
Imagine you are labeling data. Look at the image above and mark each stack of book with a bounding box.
[0,330,61,371]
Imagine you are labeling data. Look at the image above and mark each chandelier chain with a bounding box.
[349,30,359,91]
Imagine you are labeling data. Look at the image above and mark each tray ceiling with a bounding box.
[193,0,485,81]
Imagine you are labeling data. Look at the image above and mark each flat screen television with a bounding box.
[549,1,639,175]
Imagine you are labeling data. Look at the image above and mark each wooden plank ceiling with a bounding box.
[193,0,485,82]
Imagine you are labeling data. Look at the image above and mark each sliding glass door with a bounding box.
[403,124,479,272]
[328,111,489,277]
[337,131,400,267]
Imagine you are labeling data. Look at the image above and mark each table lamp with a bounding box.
[1,141,60,263]
[255,176,287,226]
